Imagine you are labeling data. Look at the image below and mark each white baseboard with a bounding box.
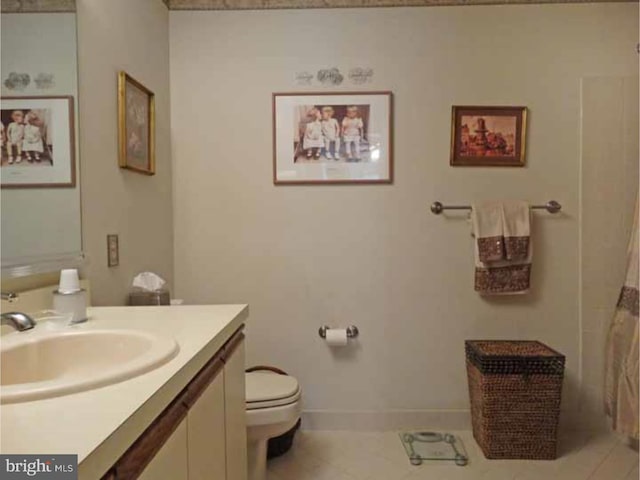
[301,409,471,431]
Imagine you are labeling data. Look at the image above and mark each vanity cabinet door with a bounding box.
[137,418,188,480]
[187,366,227,480]
[224,336,247,480]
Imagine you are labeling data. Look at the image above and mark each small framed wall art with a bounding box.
[1,96,76,188]
[118,71,155,175]
[273,91,393,184]
[450,106,527,167]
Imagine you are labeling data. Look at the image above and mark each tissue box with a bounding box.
[129,290,170,306]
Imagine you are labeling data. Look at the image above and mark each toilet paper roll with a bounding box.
[325,328,348,347]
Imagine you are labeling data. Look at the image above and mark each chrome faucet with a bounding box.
[1,291,18,302]
[1,292,36,331]
[1,312,36,331]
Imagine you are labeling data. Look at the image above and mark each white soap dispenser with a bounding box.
[53,269,87,324]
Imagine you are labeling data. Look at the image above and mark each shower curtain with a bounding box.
[604,199,639,439]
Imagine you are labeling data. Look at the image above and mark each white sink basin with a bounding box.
[1,329,179,404]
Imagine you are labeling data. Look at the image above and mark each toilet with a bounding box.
[245,371,301,480]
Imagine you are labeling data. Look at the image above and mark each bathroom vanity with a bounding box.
[0,305,249,480]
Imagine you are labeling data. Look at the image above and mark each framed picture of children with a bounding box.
[1,96,76,188]
[450,106,527,167]
[273,91,393,184]
[118,71,155,175]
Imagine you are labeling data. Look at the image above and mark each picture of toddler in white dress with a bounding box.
[303,108,324,159]
[6,110,25,164]
[23,111,44,162]
[342,105,364,161]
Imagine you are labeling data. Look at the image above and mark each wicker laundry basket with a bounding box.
[465,340,565,460]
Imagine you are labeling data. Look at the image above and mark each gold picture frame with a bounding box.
[118,71,155,175]
[450,106,527,167]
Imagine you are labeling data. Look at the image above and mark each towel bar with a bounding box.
[430,200,561,215]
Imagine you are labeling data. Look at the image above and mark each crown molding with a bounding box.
[166,0,633,9]
[1,0,75,13]
[2,0,628,13]
[2,0,630,13]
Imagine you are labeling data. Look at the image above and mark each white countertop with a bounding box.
[0,304,248,479]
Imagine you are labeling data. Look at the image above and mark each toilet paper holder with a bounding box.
[318,325,359,339]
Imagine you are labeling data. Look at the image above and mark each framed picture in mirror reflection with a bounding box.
[1,96,76,188]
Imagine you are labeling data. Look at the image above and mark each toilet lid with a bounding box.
[246,372,300,409]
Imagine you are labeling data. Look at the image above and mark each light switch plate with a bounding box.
[107,234,119,267]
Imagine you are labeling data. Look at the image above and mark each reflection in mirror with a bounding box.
[1,2,83,278]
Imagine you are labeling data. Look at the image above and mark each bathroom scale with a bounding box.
[399,431,468,466]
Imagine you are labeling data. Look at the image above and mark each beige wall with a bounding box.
[170,4,637,428]
[77,0,174,305]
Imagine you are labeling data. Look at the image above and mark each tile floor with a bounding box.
[267,430,639,480]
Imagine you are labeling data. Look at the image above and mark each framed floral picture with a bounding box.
[450,106,527,167]
[273,91,393,184]
[118,72,155,175]
[1,96,76,188]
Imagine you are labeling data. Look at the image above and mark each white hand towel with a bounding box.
[502,200,531,261]
[471,201,505,263]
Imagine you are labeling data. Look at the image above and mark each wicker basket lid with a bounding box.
[465,340,565,375]
[467,340,562,357]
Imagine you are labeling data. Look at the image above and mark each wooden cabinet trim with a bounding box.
[182,324,244,407]
[112,396,188,480]
[222,327,245,362]
[101,470,116,480]
[182,356,225,408]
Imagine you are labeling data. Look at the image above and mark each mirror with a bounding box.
[1,3,83,278]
